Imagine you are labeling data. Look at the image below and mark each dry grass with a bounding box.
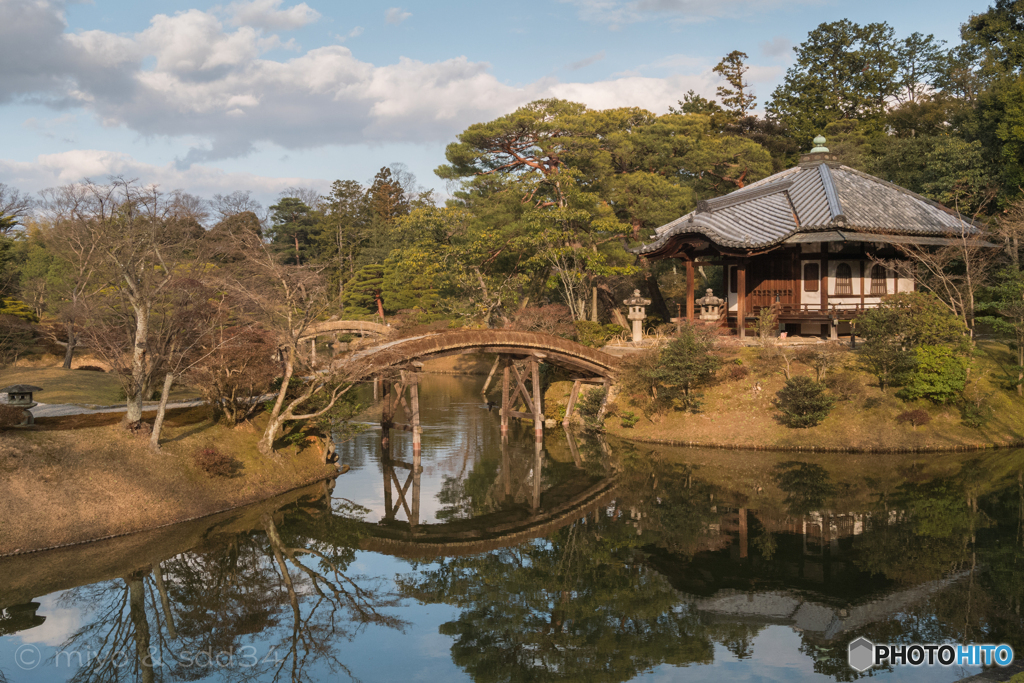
[0,366,199,406]
[0,407,336,554]
[582,341,1024,451]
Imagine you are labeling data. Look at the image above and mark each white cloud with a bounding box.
[0,2,724,170]
[223,0,321,30]
[0,149,331,202]
[384,7,411,24]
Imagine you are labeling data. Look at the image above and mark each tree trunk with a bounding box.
[258,352,295,456]
[149,373,174,450]
[125,305,150,424]
[643,271,672,321]
[128,573,155,683]
[62,324,76,369]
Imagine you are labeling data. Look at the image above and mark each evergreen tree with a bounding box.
[341,264,385,319]
[712,51,756,115]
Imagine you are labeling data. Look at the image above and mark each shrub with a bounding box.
[960,390,992,429]
[510,304,575,338]
[618,322,721,416]
[574,321,627,348]
[724,364,750,381]
[896,409,931,427]
[577,387,606,431]
[796,342,847,382]
[774,376,835,428]
[863,396,884,410]
[620,411,639,428]
[0,404,25,427]
[76,365,106,372]
[824,372,860,401]
[896,345,969,404]
[194,447,237,477]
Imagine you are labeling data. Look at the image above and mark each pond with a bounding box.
[1,374,1022,682]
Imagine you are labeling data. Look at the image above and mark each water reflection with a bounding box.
[0,375,1022,683]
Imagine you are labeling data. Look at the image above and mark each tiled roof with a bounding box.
[638,161,979,255]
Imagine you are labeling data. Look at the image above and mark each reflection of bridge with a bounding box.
[335,331,621,467]
[359,430,618,560]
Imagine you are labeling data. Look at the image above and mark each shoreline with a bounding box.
[609,433,1024,453]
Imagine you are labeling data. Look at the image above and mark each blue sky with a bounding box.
[0,0,991,208]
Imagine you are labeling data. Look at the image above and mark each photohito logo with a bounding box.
[848,638,1014,672]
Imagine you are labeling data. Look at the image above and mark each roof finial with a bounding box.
[810,135,829,153]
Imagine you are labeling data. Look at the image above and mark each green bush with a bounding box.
[619,411,639,428]
[618,322,721,417]
[577,387,606,431]
[896,345,969,404]
[574,320,627,347]
[774,376,835,428]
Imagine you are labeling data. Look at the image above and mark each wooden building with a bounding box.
[636,137,984,338]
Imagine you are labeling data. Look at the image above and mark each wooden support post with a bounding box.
[380,380,392,449]
[382,460,394,520]
[564,425,582,467]
[737,261,747,339]
[686,259,695,321]
[563,380,582,428]
[531,358,543,440]
[310,337,316,367]
[532,438,543,512]
[373,377,379,402]
[500,358,510,437]
[410,461,421,528]
[481,356,499,396]
[410,377,421,458]
[501,437,511,500]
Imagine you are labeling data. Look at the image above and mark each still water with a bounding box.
[1,374,1022,682]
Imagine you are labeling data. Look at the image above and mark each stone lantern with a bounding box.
[695,288,725,321]
[1,384,42,425]
[623,289,651,343]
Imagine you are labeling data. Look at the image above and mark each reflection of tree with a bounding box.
[51,496,404,683]
[400,515,714,683]
[773,461,840,516]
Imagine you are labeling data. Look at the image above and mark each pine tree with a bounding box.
[712,51,756,116]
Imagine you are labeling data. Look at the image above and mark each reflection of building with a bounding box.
[647,505,963,644]
[0,601,45,636]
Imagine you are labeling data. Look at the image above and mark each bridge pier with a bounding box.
[498,355,544,440]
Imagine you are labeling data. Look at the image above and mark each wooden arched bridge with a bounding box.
[330,330,621,461]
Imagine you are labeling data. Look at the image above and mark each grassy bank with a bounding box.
[0,407,337,555]
[549,341,1024,452]
[0,366,199,406]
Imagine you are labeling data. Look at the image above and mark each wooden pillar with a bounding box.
[532,438,543,512]
[380,380,392,449]
[481,357,499,396]
[310,337,316,367]
[685,259,695,321]
[382,459,394,519]
[821,243,830,339]
[410,461,421,529]
[563,380,582,428]
[531,358,543,440]
[410,377,421,458]
[893,266,899,294]
[737,261,747,339]
[500,359,510,437]
[564,425,582,467]
[373,377,379,401]
[859,260,866,311]
[501,437,511,500]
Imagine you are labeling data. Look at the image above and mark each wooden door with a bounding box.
[747,256,795,313]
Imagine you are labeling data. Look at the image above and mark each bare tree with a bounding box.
[56,178,205,424]
[211,189,263,221]
[0,183,33,236]
[996,196,1024,269]
[225,230,357,457]
[877,211,996,334]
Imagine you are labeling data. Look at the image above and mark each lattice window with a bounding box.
[803,263,819,292]
[835,263,853,295]
[870,264,888,295]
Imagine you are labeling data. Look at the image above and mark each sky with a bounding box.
[0,0,993,209]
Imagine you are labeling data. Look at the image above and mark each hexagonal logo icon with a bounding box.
[848,637,875,672]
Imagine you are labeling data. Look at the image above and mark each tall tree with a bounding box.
[713,50,757,115]
[767,20,900,142]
